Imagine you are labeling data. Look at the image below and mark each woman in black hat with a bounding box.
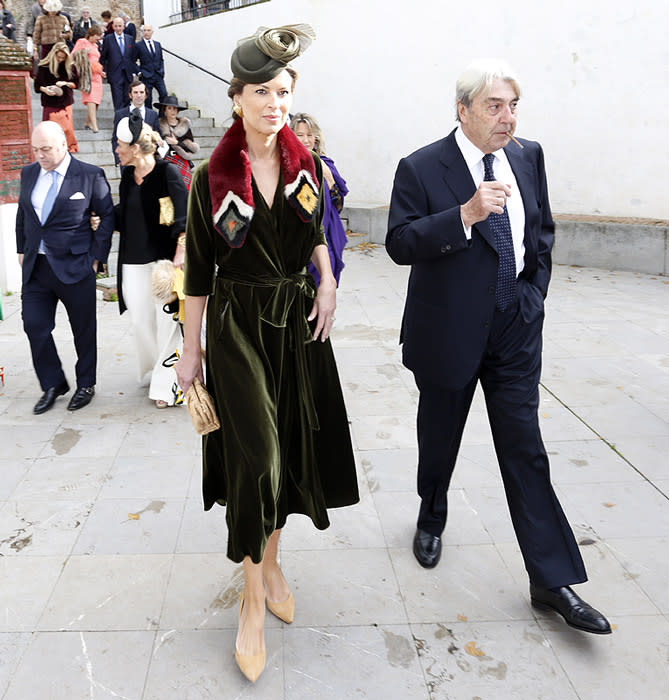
[155,95,200,190]
[174,24,358,682]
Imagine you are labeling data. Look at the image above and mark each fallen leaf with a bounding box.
[128,513,140,520]
[457,613,468,621]
[464,641,485,657]
[603,502,616,508]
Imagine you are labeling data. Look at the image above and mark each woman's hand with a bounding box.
[321,160,335,190]
[172,242,185,270]
[308,275,336,342]
[165,134,178,146]
[174,347,203,395]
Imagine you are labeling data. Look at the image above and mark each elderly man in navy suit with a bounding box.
[386,60,611,635]
[100,16,136,111]
[135,24,167,107]
[111,79,161,165]
[16,121,113,413]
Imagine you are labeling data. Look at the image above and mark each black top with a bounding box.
[122,181,156,263]
[34,63,78,109]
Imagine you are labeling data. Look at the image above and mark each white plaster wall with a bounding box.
[0,203,21,293]
[142,0,180,28]
[152,0,667,218]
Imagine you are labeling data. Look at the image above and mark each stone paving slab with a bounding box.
[0,249,668,698]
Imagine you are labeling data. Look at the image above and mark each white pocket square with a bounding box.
[69,192,86,200]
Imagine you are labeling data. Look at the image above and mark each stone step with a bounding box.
[76,134,222,153]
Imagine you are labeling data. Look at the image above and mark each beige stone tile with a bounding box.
[0,556,66,632]
[372,489,492,548]
[143,628,284,699]
[412,620,578,699]
[0,500,92,557]
[11,456,113,502]
[558,481,669,539]
[391,546,530,624]
[284,625,426,699]
[101,455,192,500]
[37,554,172,631]
[72,498,186,555]
[0,633,32,697]
[541,614,669,700]
[281,549,406,627]
[605,537,669,614]
[3,631,154,700]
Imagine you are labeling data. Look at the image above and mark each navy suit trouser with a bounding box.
[143,77,167,107]
[22,255,97,391]
[109,75,130,111]
[414,296,587,590]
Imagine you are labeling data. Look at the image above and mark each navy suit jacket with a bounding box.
[111,106,160,164]
[16,158,114,286]
[100,31,136,83]
[135,38,164,81]
[386,129,554,390]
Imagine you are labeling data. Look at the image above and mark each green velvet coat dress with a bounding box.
[184,158,359,563]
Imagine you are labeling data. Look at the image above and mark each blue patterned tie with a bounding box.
[482,153,516,311]
[118,34,124,54]
[40,171,60,225]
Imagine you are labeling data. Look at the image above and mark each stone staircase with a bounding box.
[30,82,227,278]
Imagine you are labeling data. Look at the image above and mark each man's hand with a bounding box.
[90,212,100,231]
[93,260,99,273]
[18,253,24,267]
[461,181,512,229]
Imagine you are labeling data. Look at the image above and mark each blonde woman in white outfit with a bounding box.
[113,113,188,407]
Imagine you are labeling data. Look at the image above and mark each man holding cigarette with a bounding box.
[386,60,611,634]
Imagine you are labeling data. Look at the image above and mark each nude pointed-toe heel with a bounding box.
[266,591,294,624]
[235,593,266,682]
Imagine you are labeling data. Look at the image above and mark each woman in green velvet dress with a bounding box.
[174,25,358,682]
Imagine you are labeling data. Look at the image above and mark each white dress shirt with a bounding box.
[455,126,525,276]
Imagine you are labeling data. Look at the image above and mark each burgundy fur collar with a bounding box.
[208,118,320,248]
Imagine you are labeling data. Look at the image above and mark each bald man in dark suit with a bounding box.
[16,121,113,413]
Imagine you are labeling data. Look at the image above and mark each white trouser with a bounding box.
[122,263,183,405]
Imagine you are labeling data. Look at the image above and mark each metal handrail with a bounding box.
[162,47,230,86]
[169,0,269,24]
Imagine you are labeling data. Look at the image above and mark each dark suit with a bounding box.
[100,31,136,110]
[386,128,587,589]
[111,105,160,165]
[135,38,167,107]
[16,157,114,390]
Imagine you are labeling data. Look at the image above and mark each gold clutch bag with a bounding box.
[185,377,220,435]
[158,196,175,226]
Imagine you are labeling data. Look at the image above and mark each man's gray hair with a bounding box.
[455,59,521,121]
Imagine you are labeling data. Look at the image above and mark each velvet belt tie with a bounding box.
[217,269,320,431]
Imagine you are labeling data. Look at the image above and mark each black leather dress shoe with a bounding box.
[33,380,70,414]
[413,528,442,568]
[67,386,95,411]
[530,584,611,634]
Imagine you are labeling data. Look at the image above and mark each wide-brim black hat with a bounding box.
[154,95,188,111]
[230,23,315,83]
